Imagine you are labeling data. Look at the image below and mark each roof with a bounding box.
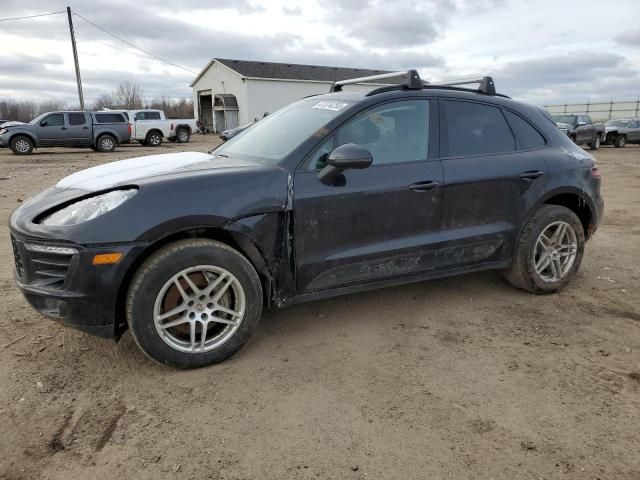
[190,58,406,87]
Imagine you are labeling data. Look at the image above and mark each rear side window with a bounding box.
[503,110,546,150]
[95,113,125,123]
[442,100,515,157]
[68,113,86,125]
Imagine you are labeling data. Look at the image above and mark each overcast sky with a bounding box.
[0,0,639,107]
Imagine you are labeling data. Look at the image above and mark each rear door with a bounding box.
[293,98,444,294]
[438,99,548,268]
[67,112,91,145]
[577,115,592,143]
[37,113,67,146]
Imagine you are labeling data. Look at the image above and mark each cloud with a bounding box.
[615,29,640,46]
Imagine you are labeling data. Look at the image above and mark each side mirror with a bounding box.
[40,120,48,127]
[317,143,372,185]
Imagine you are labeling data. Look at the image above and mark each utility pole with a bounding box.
[66,7,85,110]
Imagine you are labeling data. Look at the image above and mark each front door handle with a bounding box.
[61,127,67,130]
[408,180,440,191]
[519,170,545,181]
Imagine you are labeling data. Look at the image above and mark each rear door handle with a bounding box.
[408,180,440,191]
[519,170,545,181]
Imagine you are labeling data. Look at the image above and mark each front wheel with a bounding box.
[503,205,585,294]
[126,239,263,368]
[146,131,162,147]
[589,135,600,150]
[10,135,34,155]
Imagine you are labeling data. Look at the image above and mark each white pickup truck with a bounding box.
[107,109,198,146]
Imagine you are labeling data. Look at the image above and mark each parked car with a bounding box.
[220,122,254,141]
[603,118,640,148]
[0,111,131,155]
[10,71,604,368]
[551,114,604,150]
[106,109,198,146]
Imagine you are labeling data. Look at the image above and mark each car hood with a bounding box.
[56,151,263,191]
[1,121,25,128]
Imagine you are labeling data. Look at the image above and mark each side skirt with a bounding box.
[281,260,510,307]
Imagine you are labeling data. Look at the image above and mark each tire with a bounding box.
[503,205,585,294]
[614,135,626,148]
[96,134,116,153]
[126,239,263,369]
[90,145,99,152]
[588,135,600,150]
[175,127,190,143]
[570,135,577,144]
[146,131,162,147]
[10,135,34,155]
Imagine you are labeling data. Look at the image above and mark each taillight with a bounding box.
[127,123,132,135]
[591,165,601,179]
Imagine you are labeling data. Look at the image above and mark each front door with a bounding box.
[293,99,443,294]
[437,99,548,267]
[37,113,67,146]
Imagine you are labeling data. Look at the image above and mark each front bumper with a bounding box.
[10,232,145,338]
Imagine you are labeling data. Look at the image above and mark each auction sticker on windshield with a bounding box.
[312,101,349,111]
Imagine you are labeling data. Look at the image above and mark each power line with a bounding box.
[0,11,65,22]
[71,11,198,75]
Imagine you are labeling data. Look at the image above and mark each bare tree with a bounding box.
[148,96,194,118]
[114,81,144,109]
[92,93,116,110]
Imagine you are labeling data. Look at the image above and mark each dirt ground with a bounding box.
[0,136,638,479]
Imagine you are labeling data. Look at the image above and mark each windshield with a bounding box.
[605,120,630,127]
[215,98,354,162]
[552,115,576,125]
[29,113,48,125]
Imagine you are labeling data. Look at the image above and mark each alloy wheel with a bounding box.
[15,139,30,153]
[153,265,246,353]
[533,221,578,282]
[101,137,114,150]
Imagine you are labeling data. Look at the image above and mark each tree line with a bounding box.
[0,82,194,123]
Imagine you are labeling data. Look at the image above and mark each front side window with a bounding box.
[42,114,64,127]
[335,100,429,166]
[442,100,515,157]
[68,113,86,125]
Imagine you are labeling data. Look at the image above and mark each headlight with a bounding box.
[0,128,7,134]
[40,189,137,226]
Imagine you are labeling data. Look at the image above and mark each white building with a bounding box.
[190,58,401,132]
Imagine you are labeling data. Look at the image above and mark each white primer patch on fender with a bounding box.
[56,152,214,191]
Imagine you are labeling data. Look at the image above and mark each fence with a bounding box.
[544,98,640,122]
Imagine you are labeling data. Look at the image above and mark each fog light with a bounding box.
[92,253,123,265]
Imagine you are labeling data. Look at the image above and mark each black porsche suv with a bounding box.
[10,71,604,368]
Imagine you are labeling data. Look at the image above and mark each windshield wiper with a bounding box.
[217,153,229,158]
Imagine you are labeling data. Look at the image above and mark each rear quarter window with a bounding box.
[503,110,546,150]
[95,113,126,123]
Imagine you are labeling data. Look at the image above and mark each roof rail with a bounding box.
[428,76,496,95]
[330,69,422,92]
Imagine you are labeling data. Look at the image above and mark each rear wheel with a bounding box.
[588,135,600,150]
[503,205,585,294]
[614,135,626,148]
[126,239,263,368]
[96,134,116,153]
[10,135,34,155]
[146,131,162,147]
[175,127,190,143]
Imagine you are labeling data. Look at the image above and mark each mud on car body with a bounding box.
[10,71,604,368]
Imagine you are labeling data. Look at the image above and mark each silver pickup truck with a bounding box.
[0,111,131,155]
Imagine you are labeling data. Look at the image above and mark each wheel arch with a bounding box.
[146,128,164,139]
[536,188,596,238]
[113,225,273,339]
[9,131,39,147]
[95,131,118,146]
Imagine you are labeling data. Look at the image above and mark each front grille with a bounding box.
[11,235,24,277]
